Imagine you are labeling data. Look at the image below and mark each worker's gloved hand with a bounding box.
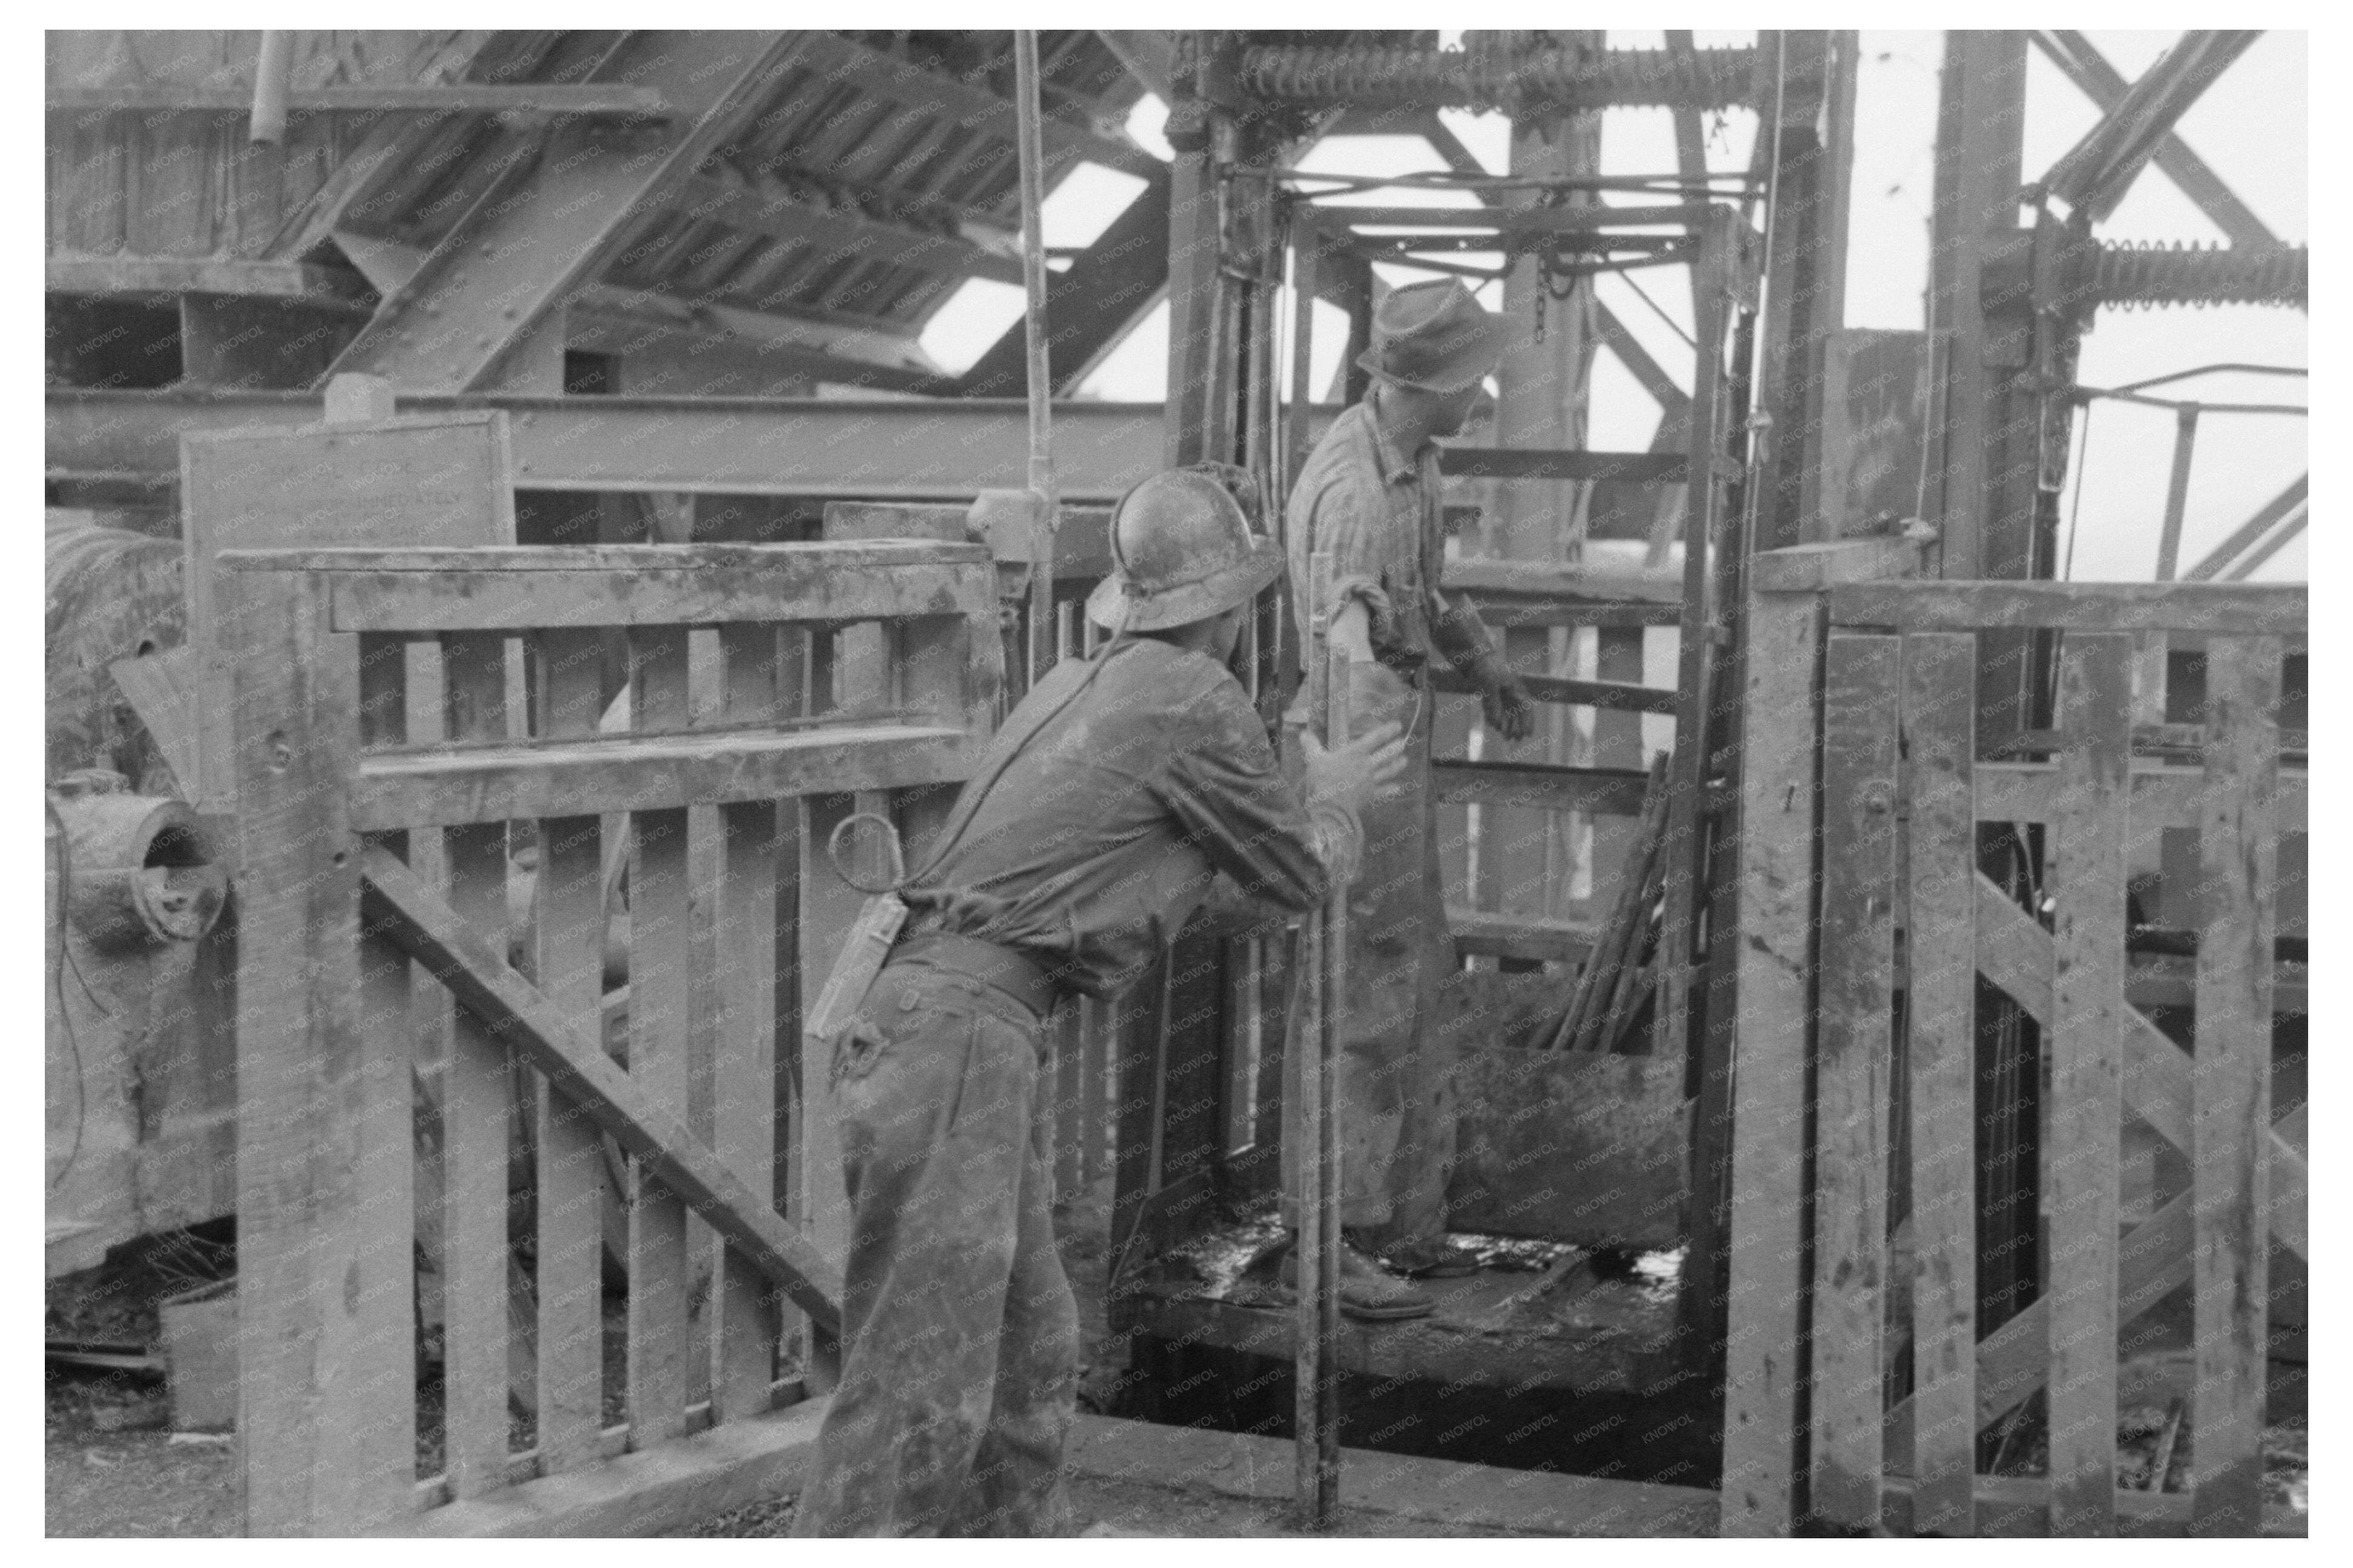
[1300,721,1409,818]
[1482,671,1536,742]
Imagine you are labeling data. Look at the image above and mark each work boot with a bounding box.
[1361,1232,1481,1280]
[1265,1234,1434,1322]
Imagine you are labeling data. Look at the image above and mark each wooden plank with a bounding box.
[528,627,607,1474]
[712,626,783,1422]
[1446,907,1598,964]
[350,724,976,829]
[1435,449,1686,484]
[1971,761,2306,835]
[359,846,841,1327]
[1879,1472,2307,1538]
[46,252,377,305]
[1748,536,1935,593]
[2190,636,2278,1537]
[1719,589,1820,1537]
[440,632,514,1500]
[1441,558,1684,605]
[1809,632,1901,1529]
[323,548,992,633]
[1899,633,1976,1536]
[1429,759,1652,816]
[1456,596,1687,631]
[1828,581,2305,636]
[353,650,421,1516]
[226,568,415,1533]
[626,626,693,1449]
[2044,634,2131,1535]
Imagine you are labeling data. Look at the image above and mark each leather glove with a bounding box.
[1482,670,1536,742]
[1300,720,1408,821]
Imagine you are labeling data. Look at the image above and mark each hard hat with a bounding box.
[1085,469,1286,633]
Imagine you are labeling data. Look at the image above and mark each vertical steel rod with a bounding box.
[1293,553,1345,1527]
[2153,402,2200,581]
[1014,30,1057,687]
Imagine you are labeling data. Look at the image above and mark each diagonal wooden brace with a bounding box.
[360,844,843,1333]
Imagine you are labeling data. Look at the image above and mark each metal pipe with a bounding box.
[250,30,294,146]
[1293,555,1346,1529]
[1014,30,1057,689]
[2153,403,2200,581]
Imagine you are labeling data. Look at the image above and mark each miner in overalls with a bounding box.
[792,467,1406,1536]
[1276,276,1533,1319]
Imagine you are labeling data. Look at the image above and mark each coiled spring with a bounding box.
[2092,240,2308,310]
[1236,43,1759,113]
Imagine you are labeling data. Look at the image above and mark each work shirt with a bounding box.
[1282,399,1449,696]
[901,638,1338,1001]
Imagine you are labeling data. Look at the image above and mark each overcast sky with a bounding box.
[920,29,2306,584]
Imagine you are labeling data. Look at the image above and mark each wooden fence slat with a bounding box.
[349,722,974,829]
[352,632,423,1523]
[358,847,843,1324]
[2190,636,2279,1536]
[440,631,515,1498]
[626,625,693,1447]
[1720,589,1823,1537]
[528,627,607,1473]
[2046,633,2132,1535]
[713,625,783,1421]
[1973,877,2307,1259]
[229,571,416,1534]
[1807,633,1901,1529]
[322,547,992,631]
[1901,633,1977,1536]
[1965,762,2307,835]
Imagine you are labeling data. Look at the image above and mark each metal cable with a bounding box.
[2092,239,2307,310]
[1238,42,1761,113]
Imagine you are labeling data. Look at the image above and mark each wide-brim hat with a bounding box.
[1355,276,1508,395]
[1084,470,1288,632]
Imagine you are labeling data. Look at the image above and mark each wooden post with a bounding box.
[1900,632,1979,1536]
[1808,632,1900,1529]
[1718,583,1821,1536]
[1013,28,1058,691]
[2046,634,2131,1535]
[227,565,413,1533]
[2189,636,2278,1536]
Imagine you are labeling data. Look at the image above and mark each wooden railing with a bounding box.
[1722,572,2308,1537]
[223,542,999,1534]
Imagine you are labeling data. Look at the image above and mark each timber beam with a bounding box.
[325,32,811,393]
[49,387,1331,501]
[798,33,1160,179]
[47,84,671,118]
[954,161,1177,396]
[668,174,1025,285]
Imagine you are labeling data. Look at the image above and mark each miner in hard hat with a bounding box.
[792,465,1406,1538]
[1271,276,1533,1319]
